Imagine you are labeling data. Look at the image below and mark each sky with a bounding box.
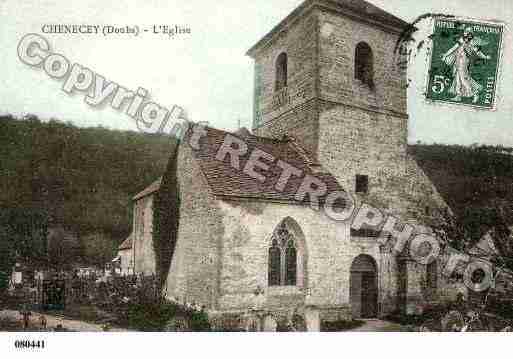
[0,0,512,146]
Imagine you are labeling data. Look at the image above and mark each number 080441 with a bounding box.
[14,340,45,349]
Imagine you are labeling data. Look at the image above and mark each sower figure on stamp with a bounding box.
[441,27,491,103]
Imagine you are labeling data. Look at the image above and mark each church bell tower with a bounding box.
[247,0,415,210]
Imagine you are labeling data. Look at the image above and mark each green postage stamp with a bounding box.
[426,18,504,109]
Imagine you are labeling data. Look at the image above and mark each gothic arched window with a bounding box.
[268,222,298,286]
[355,42,374,87]
[275,52,288,92]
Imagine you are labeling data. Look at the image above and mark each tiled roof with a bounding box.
[247,0,409,56]
[331,0,410,28]
[118,233,133,250]
[133,177,162,201]
[189,126,345,205]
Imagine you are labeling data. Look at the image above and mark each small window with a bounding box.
[355,42,374,87]
[275,53,288,92]
[355,175,369,194]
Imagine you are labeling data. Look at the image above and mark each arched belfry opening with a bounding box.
[275,52,288,91]
[355,42,374,87]
[268,217,306,288]
[350,254,378,318]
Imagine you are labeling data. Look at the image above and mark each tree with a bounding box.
[81,231,118,268]
[153,142,180,289]
[484,204,513,272]
[0,114,173,266]
[429,201,513,272]
[0,207,49,289]
[0,225,16,293]
[46,227,82,270]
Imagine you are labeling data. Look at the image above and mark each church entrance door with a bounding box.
[350,255,378,318]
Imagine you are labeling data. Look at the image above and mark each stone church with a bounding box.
[130,0,461,330]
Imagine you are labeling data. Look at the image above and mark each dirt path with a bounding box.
[350,319,413,332]
[1,309,412,332]
[0,309,129,332]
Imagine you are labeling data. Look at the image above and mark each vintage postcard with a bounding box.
[0,0,512,357]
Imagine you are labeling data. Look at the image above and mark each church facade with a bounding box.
[130,0,462,331]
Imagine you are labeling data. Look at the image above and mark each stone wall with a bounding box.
[132,195,156,276]
[214,199,399,322]
[252,11,319,157]
[255,99,320,159]
[118,248,132,276]
[317,102,447,218]
[164,143,224,308]
[252,6,409,161]
[144,141,458,326]
[317,10,407,115]
[157,144,422,323]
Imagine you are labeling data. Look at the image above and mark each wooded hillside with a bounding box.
[410,143,513,221]
[0,114,176,266]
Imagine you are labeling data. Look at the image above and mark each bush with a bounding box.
[93,275,211,331]
[189,310,211,332]
[126,301,178,331]
[321,319,365,332]
[46,274,211,331]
